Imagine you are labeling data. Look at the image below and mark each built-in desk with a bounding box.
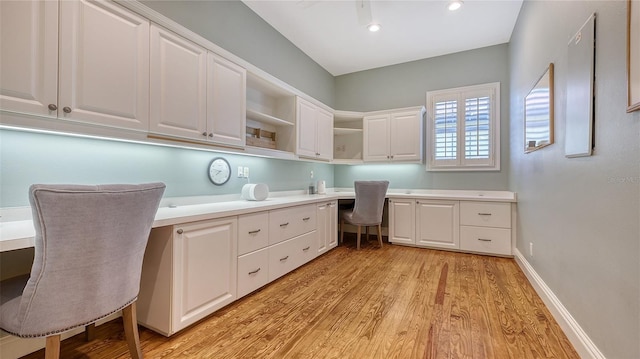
[0,189,516,253]
[0,188,515,358]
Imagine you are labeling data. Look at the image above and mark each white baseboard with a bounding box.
[513,248,605,359]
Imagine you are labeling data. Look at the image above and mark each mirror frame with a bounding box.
[524,63,555,153]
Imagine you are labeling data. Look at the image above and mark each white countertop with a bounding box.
[0,188,515,252]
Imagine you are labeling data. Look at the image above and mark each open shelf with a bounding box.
[334,127,362,135]
[246,109,293,127]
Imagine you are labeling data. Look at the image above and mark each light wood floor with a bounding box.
[22,236,579,359]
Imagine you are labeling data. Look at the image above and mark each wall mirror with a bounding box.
[525,63,554,153]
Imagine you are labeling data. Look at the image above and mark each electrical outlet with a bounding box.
[529,242,533,257]
[237,166,244,178]
[244,167,249,178]
[310,170,314,179]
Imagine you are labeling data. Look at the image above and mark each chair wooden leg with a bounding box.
[377,224,383,248]
[365,225,369,241]
[45,334,61,359]
[85,323,96,341]
[356,225,361,250]
[340,218,344,245]
[123,302,143,359]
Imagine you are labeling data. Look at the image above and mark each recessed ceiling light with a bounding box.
[367,23,381,32]
[448,0,463,11]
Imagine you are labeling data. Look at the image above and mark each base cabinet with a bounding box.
[416,200,459,250]
[138,217,237,336]
[389,197,513,256]
[317,201,338,255]
[389,198,416,245]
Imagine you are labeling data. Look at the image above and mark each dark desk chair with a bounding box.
[0,183,165,359]
[340,180,389,250]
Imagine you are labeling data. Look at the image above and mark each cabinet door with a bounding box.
[59,0,149,130]
[316,108,334,160]
[390,111,422,161]
[363,114,390,161]
[328,201,338,249]
[316,202,328,255]
[173,217,237,332]
[296,97,318,158]
[389,198,415,244]
[0,0,58,117]
[416,200,459,249]
[207,53,246,147]
[150,24,207,139]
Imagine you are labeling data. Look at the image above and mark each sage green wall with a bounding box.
[0,129,333,207]
[334,45,510,190]
[140,0,335,108]
[509,1,639,358]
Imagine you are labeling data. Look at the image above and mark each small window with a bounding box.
[426,82,500,171]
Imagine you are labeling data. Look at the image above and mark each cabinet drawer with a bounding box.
[238,212,269,255]
[237,248,269,298]
[460,202,511,228]
[460,226,511,256]
[268,231,315,281]
[269,204,316,245]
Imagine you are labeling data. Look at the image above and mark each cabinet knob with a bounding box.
[202,132,208,137]
[48,104,57,111]
[208,133,213,137]
[390,155,394,159]
[176,228,183,234]
[63,106,72,113]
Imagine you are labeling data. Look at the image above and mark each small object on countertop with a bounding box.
[308,185,315,195]
[241,183,269,201]
[317,180,326,194]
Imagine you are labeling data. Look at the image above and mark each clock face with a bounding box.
[208,157,231,185]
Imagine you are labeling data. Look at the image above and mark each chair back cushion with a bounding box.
[7,183,164,337]
[350,181,389,225]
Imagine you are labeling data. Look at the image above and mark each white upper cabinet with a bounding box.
[363,107,425,162]
[296,97,333,161]
[59,0,150,130]
[207,53,246,147]
[149,24,246,148]
[362,114,390,161]
[149,24,207,139]
[1,0,150,130]
[0,0,58,117]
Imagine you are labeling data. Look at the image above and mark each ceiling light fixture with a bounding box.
[367,23,381,32]
[448,0,463,11]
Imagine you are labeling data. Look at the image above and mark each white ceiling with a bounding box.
[242,0,523,76]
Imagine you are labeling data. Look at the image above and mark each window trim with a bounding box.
[426,82,501,171]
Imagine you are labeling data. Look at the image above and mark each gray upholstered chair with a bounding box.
[0,183,165,359]
[340,181,389,250]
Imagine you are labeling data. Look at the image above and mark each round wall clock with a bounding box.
[208,157,231,185]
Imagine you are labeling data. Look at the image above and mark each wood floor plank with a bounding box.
[20,239,579,359]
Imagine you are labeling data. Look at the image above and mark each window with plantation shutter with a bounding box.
[426,82,500,171]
